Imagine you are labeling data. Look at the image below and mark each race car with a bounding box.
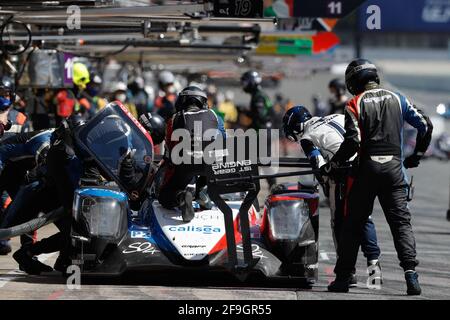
[69,102,320,286]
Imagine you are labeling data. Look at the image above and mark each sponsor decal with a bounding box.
[237,244,268,259]
[168,225,221,234]
[363,95,392,104]
[123,242,159,254]
[211,159,253,175]
[162,212,221,221]
[181,244,207,249]
[130,230,151,238]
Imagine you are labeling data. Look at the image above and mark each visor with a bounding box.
[346,63,377,80]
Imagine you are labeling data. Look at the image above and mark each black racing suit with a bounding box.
[244,88,273,131]
[0,130,52,246]
[330,86,433,278]
[158,105,225,209]
[22,125,104,265]
[243,88,276,187]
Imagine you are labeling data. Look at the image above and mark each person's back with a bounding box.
[352,89,406,157]
[339,87,431,164]
[302,114,345,162]
[326,59,433,296]
[159,86,224,222]
[241,71,273,130]
[250,88,272,130]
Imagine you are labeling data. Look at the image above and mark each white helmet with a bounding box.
[158,71,175,86]
[113,81,127,92]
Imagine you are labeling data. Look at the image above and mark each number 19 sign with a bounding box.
[213,0,263,18]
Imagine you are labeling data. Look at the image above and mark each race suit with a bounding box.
[244,88,273,131]
[331,88,433,278]
[0,130,53,245]
[0,129,52,176]
[14,123,104,267]
[299,114,380,262]
[158,105,225,209]
[243,88,276,187]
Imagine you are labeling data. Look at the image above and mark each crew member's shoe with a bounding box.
[12,246,53,275]
[54,255,72,275]
[349,273,358,287]
[367,259,383,286]
[0,240,12,255]
[328,277,350,293]
[177,190,195,222]
[405,270,421,295]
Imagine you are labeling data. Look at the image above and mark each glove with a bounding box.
[319,162,336,177]
[118,148,136,167]
[404,154,421,169]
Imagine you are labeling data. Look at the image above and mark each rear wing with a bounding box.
[203,135,316,274]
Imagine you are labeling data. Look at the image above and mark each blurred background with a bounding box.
[0,0,449,159]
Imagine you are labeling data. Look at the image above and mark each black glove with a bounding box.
[404,154,421,169]
[118,148,136,168]
[320,162,336,177]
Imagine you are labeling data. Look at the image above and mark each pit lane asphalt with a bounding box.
[0,157,449,300]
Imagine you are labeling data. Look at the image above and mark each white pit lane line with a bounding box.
[0,252,57,289]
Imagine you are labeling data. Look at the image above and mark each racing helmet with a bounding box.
[241,70,262,93]
[345,59,380,96]
[67,114,87,132]
[139,112,166,145]
[174,85,208,112]
[0,76,15,111]
[73,62,91,89]
[328,78,346,97]
[282,106,312,142]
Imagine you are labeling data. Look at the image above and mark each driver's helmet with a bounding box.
[282,106,312,142]
[138,112,166,145]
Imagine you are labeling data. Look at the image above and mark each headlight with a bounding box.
[73,188,128,241]
[268,199,310,240]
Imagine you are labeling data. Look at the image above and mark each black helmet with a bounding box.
[174,86,208,112]
[328,78,346,97]
[67,114,86,131]
[241,70,262,93]
[139,112,166,145]
[345,59,380,95]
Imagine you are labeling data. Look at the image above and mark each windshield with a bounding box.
[75,102,154,196]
